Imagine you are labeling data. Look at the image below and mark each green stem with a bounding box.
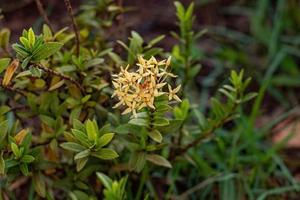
[135,164,148,200]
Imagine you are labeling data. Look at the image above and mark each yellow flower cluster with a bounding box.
[112,56,181,117]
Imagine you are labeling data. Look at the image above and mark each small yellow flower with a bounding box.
[112,56,181,117]
[168,84,182,102]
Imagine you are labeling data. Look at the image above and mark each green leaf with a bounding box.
[96,172,113,189]
[146,35,165,48]
[72,129,90,147]
[20,37,30,49]
[73,119,85,132]
[0,58,11,73]
[33,42,63,61]
[0,120,8,142]
[74,149,90,160]
[129,152,146,172]
[21,56,32,69]
[97,133,115,148]
[153,117,169,126]
[91,148,119,160]
[60,142,86,152]
[128,118,148,127]
[11,143,20,158]
[33,172,46,198]
[43,24,53,39]
[21,155,35,163]
[0,152,5,175]
[0,28,10,49]
[85,58,104,68]
[146,154,172,168]
[28,28,36,47]
[12,43,29,58]
[76,157,88,171]
[147,130,162,143]
[242,92,257,102]
[29,66,42,77]
[20,163,29,176]
[85,119,98,141]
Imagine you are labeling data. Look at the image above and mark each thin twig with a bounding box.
[8,177,29,191]
[33,63,84,93]
[35,0,53,32]
[64,0,80,57]
[0,77,26,96]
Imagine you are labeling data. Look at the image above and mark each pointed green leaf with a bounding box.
[146,154,172,168]
[33,42,63,61]
[96,172,113,189]
[74,149,90,160]
[20,163,29,176]
[128,118,148,127]
[0,58,11,73]
[76,157,88,171]
[147,130,162,143]
[72,129,91,147]
[91,148,119,160]
[0,120,8,142]
[28,28,36,47]
[153,117,169,126]
[0,152,5,175]
[33,172,46,198]
[60,142,86,152]
[11,143,20,158]
[86,119,98,141]
[97,133,115,148]
[21,155,35,163]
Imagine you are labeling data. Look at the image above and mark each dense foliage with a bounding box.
[0,0,299,199]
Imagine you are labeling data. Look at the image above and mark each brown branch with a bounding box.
[0,77,26,96]
[35,0,53,32]
[64,0,80,57]
[33,63,84,93]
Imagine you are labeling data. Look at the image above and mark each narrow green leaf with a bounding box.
[60,142,86,152]
[21,155,35,163]
[20,163,29,176]
[33,42,63,61]
[85,119,98,141]
[242,92,258,102]
[153,117,169,126]
[21,56,32,69]
[74,149,90,160]
[71,129,90,147]
[73,119,85,132]
[0,58,11,73]
[147,130,162,143]
[28,28,36,47]
[128,118,148,126]
[11,143,20,158]
[12,43,29,58]
[0,28,10,49]
[146,35,165,48]
[0,120,8,142]
[76,157,88,171]
[43,24,53,39]
[129,152,146,172]
[0,152,5,175]
[33,172,46,198]
[96,172,113,189]
[146,154,172,168]
[97,133,115,148]
[20,37,30,49]
[91,148,119,160]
